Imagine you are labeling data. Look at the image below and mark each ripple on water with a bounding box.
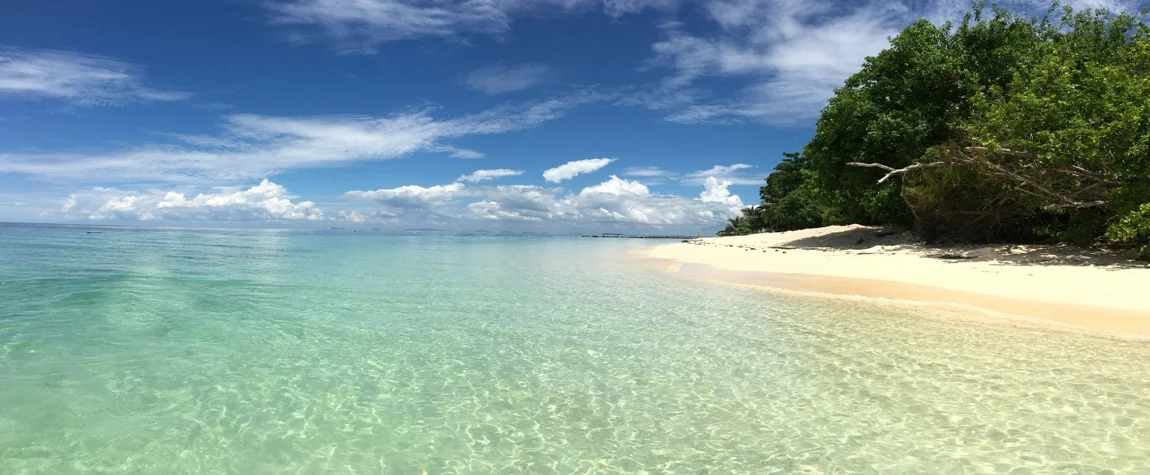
[0,230,1148,474]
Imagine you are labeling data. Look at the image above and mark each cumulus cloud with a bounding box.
[475,175,744,226]
[0,92,602,184]
[345,182,466,209]
[464,63,553,95]
[699,177,743,206]
[59,180,324,221]
[337,209,398,223]
[482,185,564,215]
[456,169,525,183]
[579,175,650,196]
[266,0,677,52]
[466,184,566,222]
[542,158,615,183]
[342,170,745,228]
[343,174,743,228]
[681,163,761,185]
[0,47,191,106]
[467,200,541,221]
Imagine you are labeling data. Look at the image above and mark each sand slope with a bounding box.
[648,225,1150,334]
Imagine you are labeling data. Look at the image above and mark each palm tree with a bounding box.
[741,206,767,233]
[717,216,746,236]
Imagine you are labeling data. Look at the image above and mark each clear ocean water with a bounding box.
[1,223,1148,474]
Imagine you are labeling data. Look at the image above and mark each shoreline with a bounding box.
[643,225,1150,338]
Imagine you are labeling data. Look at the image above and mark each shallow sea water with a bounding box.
[1,224,1148,474]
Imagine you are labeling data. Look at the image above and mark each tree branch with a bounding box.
[846,161,951,184]
[1042,201,1108,211]
[964,146,1036,158]
[954,148,1081,206]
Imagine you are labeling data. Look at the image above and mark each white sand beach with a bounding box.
[647,225,1150,336]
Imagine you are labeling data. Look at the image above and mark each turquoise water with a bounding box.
[1,224,1148,474]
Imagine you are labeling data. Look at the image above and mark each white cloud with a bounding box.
[337,209,398,223]
[689,163,752,176]
[0,47,190,106]
[1070,0,1140,8]
[341,173,743,228]
[448,148,485,159]
[699,176,742,206]
[466,184,565,221]
[456,169,525,183]
[623,166,676,178]
[560,175,741,225]
[681,163,761,185]
[621,165,680,185]
[650,33,775,89]
[482,185,565,215]
[341,175,741,228]
[542,157,614,183]
[266,0,676,52]
[579,175,649,196]
[49,171,747,227]
[639,0,1142,124]
[564,175,743,226]
[59,180,324,221]
[467,200,542,221]
[345,182,466,209]
[464,63,553,95]
[644,1,896,124]
[0,92,601,184]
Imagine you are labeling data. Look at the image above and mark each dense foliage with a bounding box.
[721,2,1150,258]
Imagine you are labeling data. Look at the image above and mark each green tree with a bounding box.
[803,15,980,226]
[960,7,1150,244]
[758,153,835,231]
[724,2,1150,256]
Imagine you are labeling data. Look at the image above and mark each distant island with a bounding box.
[582,233,696,239]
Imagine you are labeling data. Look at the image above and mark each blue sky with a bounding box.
[0,0,1138,232]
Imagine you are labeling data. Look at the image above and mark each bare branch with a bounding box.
[1057,166,1124,184]
[953,148,1082,206]
[846,162,897,171]
[852,143,1120,225]
[967,146,1124,184]
[846,161,950,184]
[1042,201,1108,211]
[965,146,1036,158]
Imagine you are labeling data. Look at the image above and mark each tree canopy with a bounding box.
[722,2,1150,258]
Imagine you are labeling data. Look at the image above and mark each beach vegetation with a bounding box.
[738,2,1150,257]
